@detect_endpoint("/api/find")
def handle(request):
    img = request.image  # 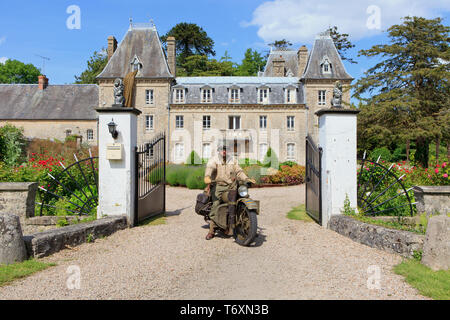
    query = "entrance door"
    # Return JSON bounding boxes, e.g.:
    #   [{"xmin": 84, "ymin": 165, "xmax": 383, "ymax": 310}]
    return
[{"xmin": 305, "ymin": 136, "xmax": 322, "ymax": 224}]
